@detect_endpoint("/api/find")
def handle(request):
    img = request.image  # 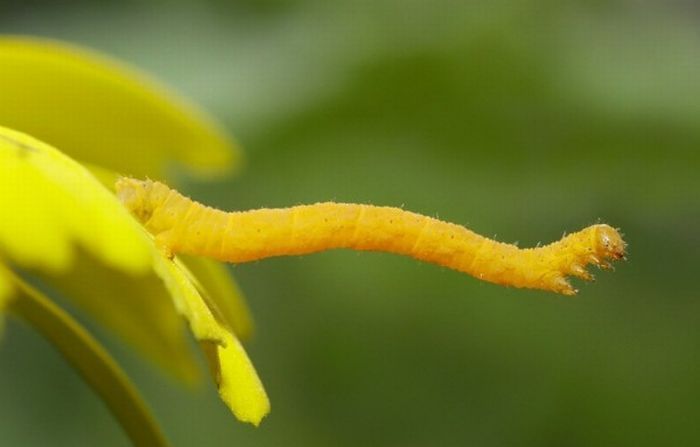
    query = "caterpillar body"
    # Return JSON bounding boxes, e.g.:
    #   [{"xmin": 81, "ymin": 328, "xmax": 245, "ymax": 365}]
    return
[{"xmin": 116, "ymin": 178, "xmax": 626, "ymax": 295}]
